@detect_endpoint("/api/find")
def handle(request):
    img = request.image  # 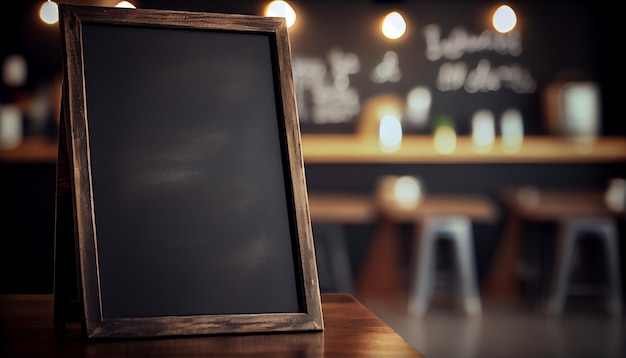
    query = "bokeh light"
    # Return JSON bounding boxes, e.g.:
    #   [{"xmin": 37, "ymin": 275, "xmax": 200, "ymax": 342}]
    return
[
  {"xmin": 492, "ymin": 5, "xmax": 517, "ymax": 33},
  {"xmin": 2, "ymin": 55, "xmax": 28, "ymax": 87},
  {"xmin": 472, "ymin": 109, "xmax": 495, "ymax": 153},
  {"xmin": 434, "ymin": 125, "xmax": 456, "ymax": 155},
  {"xmin": 115, "ymin": 1, "xmax": 136, "ymax": 8},
  {"xmin": 39, "ymin": 1, "xmax": 59, "ymax": 25},
  {"xmin": 405, "ymin": 86, "xmax": 432, "ymax": 128},
  {"xmin": 379, "ymin": 115, "xmax": 402, "ymax": 152},
  {"xmin": 265, "ymin": 1, "xmax": 296, "ymax": 28},
  {"xmin": 394, "ymin": 176, "xmax": 422, "ymax": 208},
  {"xmin": 501, "ymin": 108, "xmax": 524, "ymax": 153},
  {"xmin": 381, "ymin": 11, "xmax": 407, "ymax": 40}
]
